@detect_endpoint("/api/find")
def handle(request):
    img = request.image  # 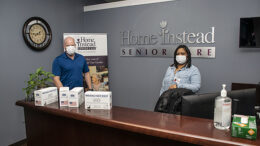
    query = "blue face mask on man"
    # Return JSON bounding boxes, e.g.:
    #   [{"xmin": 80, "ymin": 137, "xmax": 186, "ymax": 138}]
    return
[{"xmin": 66, "ymin": 46, "xmax": 76, "ymax": 55}]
